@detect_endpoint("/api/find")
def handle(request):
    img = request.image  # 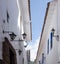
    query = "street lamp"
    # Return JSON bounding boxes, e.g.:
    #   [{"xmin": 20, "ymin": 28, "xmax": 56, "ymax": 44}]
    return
[
  {"xmin": 51, "ymin": 28, "xmax": 59, "ymax": 41},
  {"xmin": 18, "ymin": 50, "xmax": 22, "ymax": 55},
  {"xmin": 24, "ymin": 42, "xmax": 28, "ymax": 48},
  {"xmin": 22, "ymin": 32, "xmax": 27, "ymax": 39},
  {"xmin": 3, "ymin": 30, "xmax": 16, "ymax": 41},
  {"xmin": 9, "ymin": 32, "xmax": 16, "ymax": 41}
]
